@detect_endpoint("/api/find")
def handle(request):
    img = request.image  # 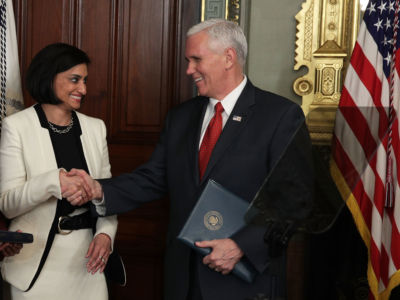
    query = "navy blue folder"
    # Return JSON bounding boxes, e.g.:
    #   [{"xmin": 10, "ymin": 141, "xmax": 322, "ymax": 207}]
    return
[
  {"xmin": 177, "ymin": 179, "xmax": 257, "ymax": 283},
  {"xmin": 0, "ymin": 230, "xmax": 33, "ymax": 243}
]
